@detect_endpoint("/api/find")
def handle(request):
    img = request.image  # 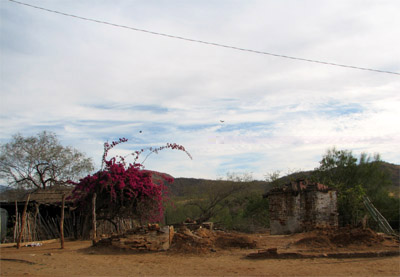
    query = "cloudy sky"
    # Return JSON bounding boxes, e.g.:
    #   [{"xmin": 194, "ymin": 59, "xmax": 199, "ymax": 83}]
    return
[{"xmin": 1, "ymin": 0, "xmax": 399, "ymax": 180}]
